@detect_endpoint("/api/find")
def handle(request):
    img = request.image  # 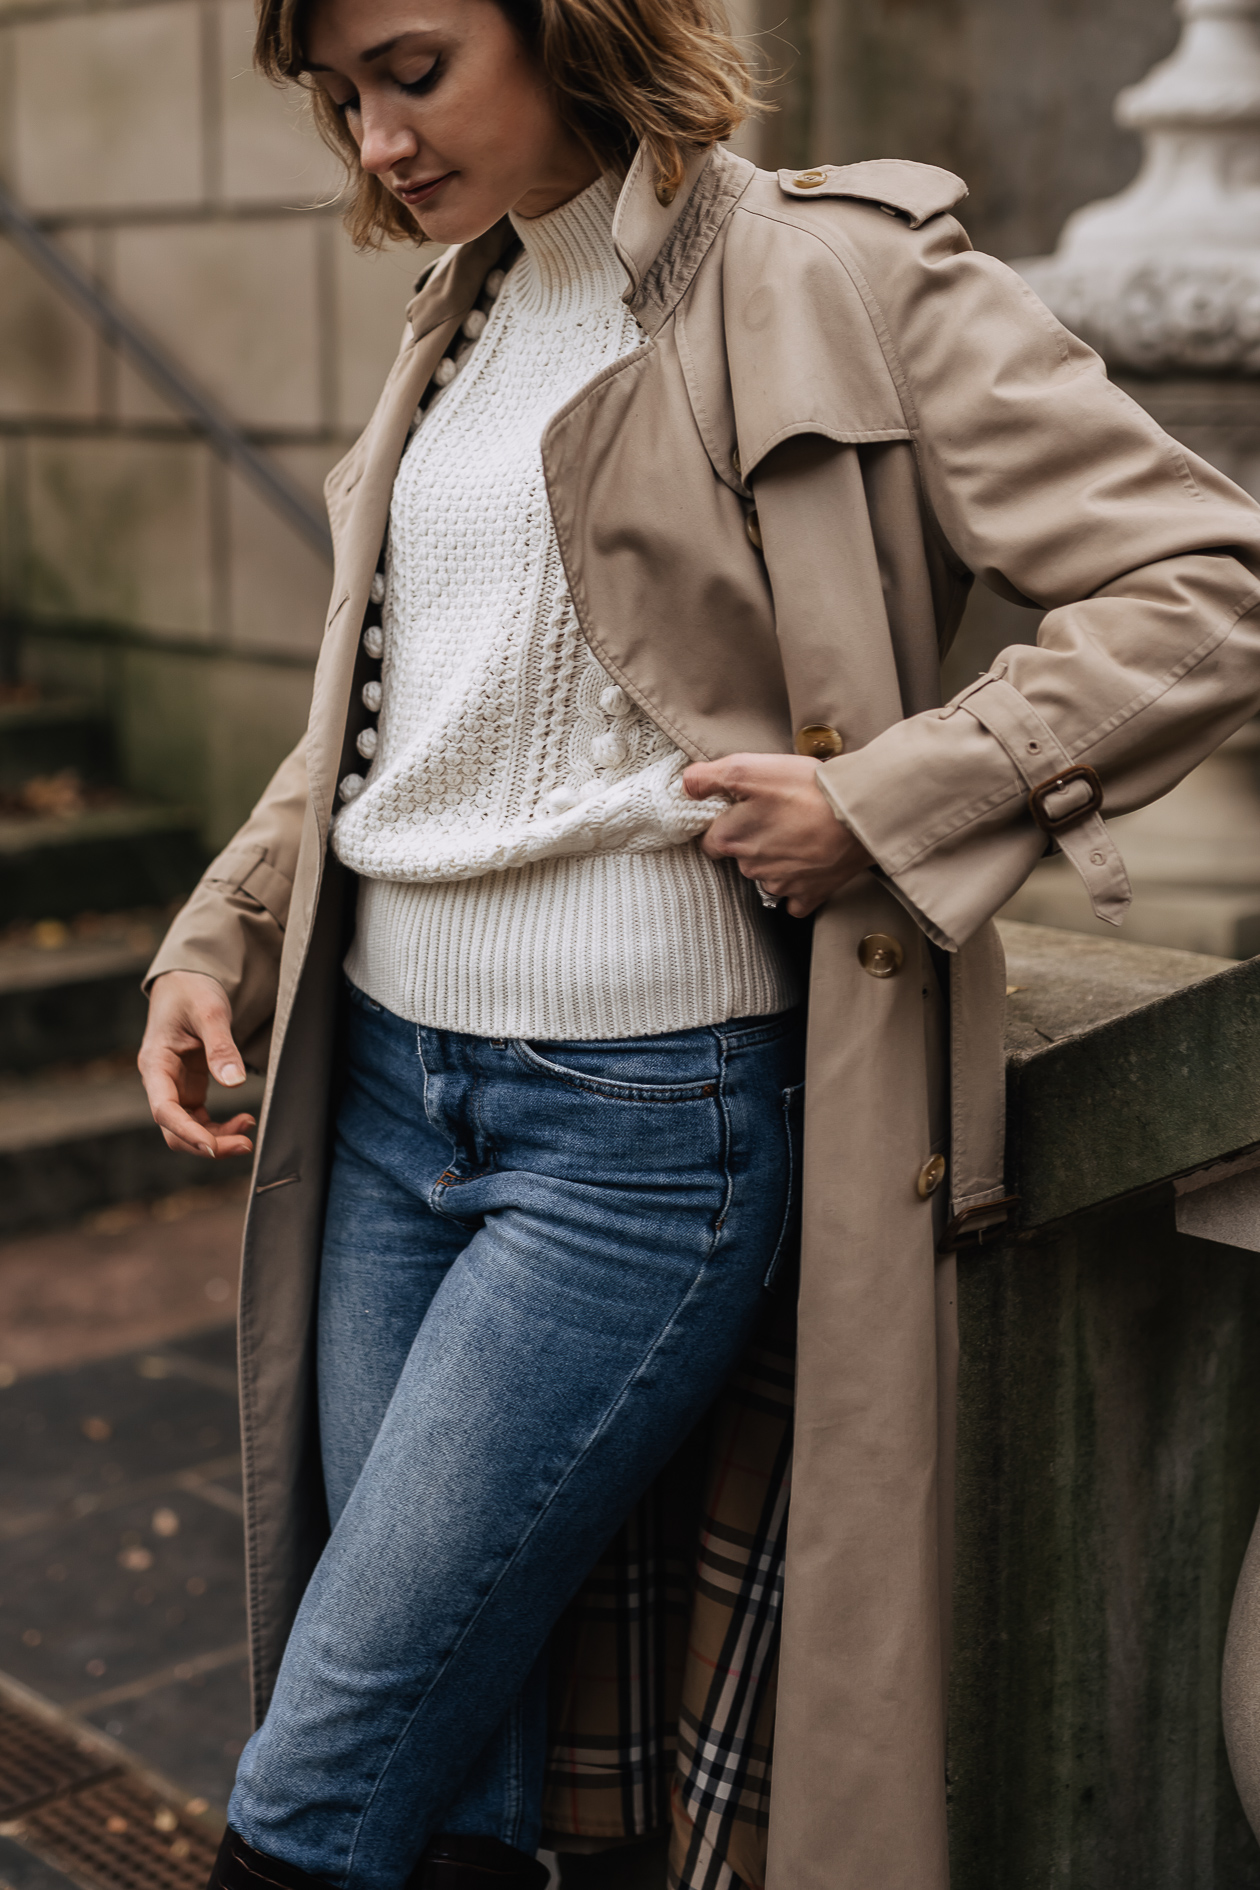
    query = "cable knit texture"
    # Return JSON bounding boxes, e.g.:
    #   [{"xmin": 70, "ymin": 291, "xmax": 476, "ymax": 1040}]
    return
[{"xmin": 334, "ymin": 171, "xmax": 798, "ymax": 1037}]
